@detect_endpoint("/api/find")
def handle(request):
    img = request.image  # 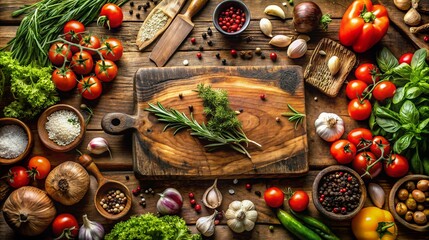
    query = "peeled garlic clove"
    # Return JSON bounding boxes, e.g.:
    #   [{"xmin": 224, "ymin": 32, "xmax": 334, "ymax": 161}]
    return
[
  {"xmin": 202, "ymin": 179, "xmax": 222, "ymax": 209},
  {"xmin": 327, "ymin": 56, "xmax": 341, "ymax": 75},
  {"xmin": 269, "ymin": 35, "xmax": 292, "ymax": 48},
  {"xmin": 196, "ymin": 210, "xmax": 218, "ymax": 237},
  {"xmin": 287, "ymin": 39, "xmax": 307, "ymax": 59},
  {"xmin": 264, "ymin": 5, "xmax": 286, "ymax": 19},
  {"xmin": 260, "ymin": 18, "xmax": 273, "ymax": 37}
]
